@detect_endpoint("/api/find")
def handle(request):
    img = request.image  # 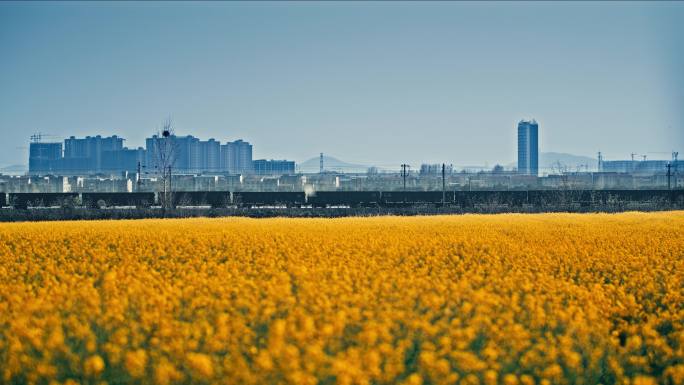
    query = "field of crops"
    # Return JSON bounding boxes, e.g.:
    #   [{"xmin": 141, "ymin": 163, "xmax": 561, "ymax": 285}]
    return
[{"xmin": 1, "ymin": 213, "xmax": 683, "ymax": 385}]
